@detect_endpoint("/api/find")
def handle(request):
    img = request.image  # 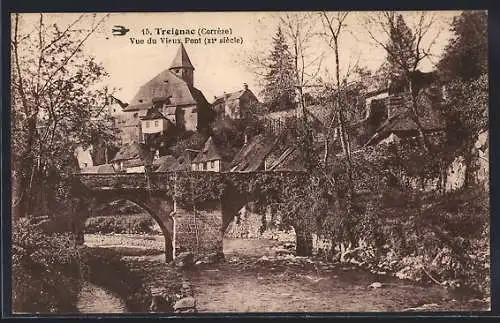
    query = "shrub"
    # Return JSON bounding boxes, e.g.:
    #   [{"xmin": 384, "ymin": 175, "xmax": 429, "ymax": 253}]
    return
[
  {"xmin": 354, "ymin": 186, "xmax": 490, "ymax": 297},
  {"xmin": 12, "ymin": 217, "xmax": 84, "ymax": 314}
]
